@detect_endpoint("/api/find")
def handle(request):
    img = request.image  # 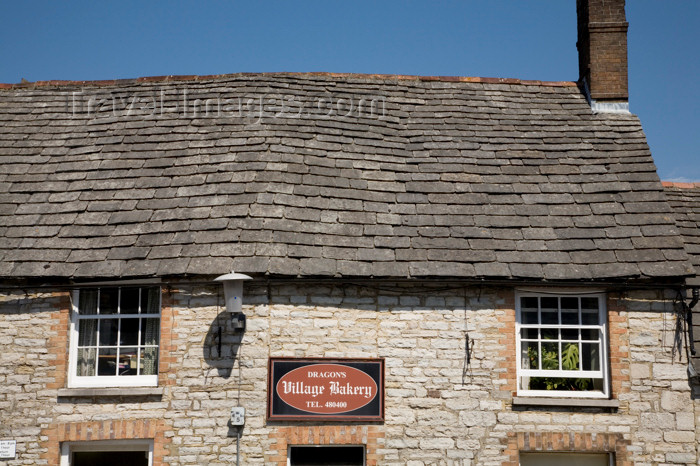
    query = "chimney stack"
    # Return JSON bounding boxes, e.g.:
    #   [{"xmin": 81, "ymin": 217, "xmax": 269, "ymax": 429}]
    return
[{"xmin": 576, "ymin": 0, "xmax": 629, "ymax": 113}]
